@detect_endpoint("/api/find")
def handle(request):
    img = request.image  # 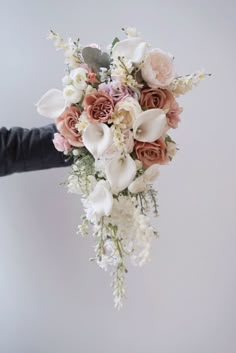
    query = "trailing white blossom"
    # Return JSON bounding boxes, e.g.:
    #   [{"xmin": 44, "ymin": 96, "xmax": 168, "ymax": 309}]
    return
[{"xmin": 169, "ymin": 69, "xmax": 209, "ymax": 96}]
